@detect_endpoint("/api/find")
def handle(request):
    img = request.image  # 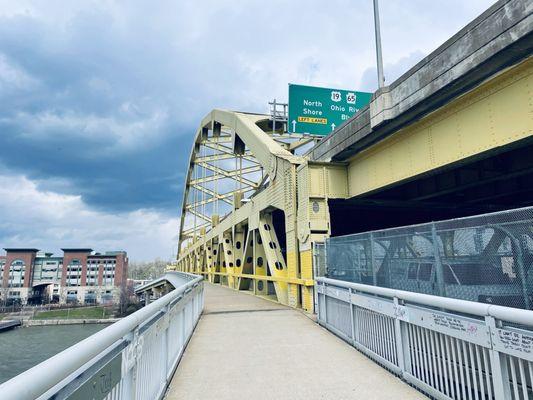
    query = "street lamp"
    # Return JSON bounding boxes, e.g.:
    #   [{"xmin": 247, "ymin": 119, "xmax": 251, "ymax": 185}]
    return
[{"xmin": 373, "ymin": 0, "xmax": 385, "ymax": 89}]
